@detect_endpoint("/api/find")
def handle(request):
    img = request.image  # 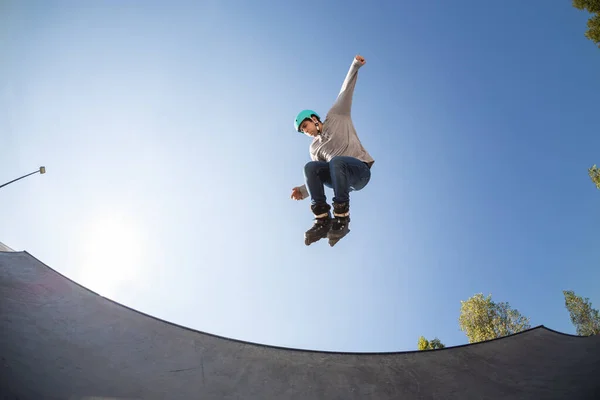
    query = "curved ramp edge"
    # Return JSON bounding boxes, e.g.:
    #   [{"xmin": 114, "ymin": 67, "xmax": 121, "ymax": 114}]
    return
[{"xmin": 1, "ymin": 250, "xmax": 599, "ymax": 400}]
